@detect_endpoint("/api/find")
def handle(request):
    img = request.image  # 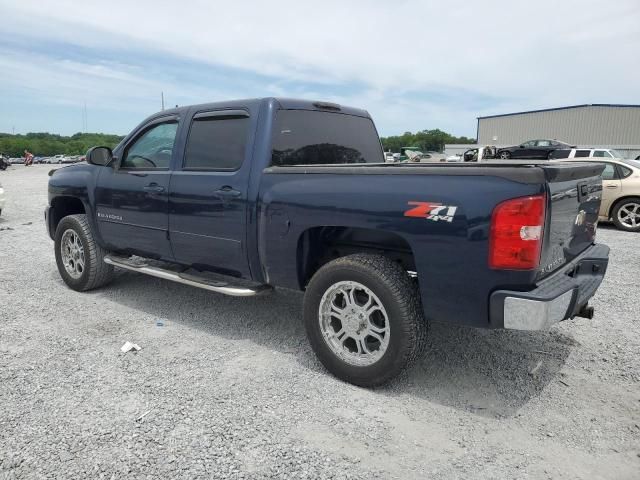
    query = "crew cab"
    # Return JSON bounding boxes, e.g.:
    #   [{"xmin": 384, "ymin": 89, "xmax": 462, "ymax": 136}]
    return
[{"xmin": 46, "ymin": 98, "xmax": 610, "ymax": 386}]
